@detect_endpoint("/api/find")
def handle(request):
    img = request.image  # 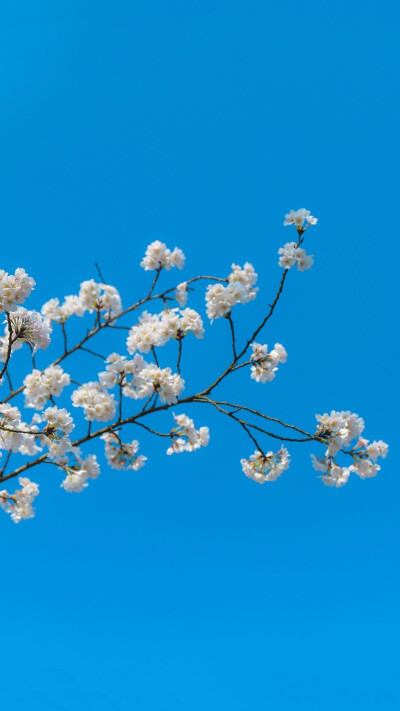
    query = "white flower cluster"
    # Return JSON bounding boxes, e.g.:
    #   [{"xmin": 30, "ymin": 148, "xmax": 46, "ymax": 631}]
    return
[
  {"xmin": 60, "ymin": 454, "xmax": 100, "ymax": 493},
  {"xmin": 0, "ymin": 403, "xmax": 39, "ymax": 455},
  {"xmin": 206, "ymin": 263, "xmax": 258, "ymax": 321},
  {"xmin": 241, "ymin": 447, "xmax": 290, "ymax": 483},
  {"xmin": 0, "ymin": 268, "xmax": 35, "ymax": 313},
  {"xmin": 283, "ymin": 208, "xmax": 318, "ymax": 230},
  {"xmin": 0, "ymin": 308, "xmax": 51, "ymax": 361},
  {"xmin": 99, "ymin": 352, "xmax": 152, "ymax": 399},
  {"xmin": 127, "ymin": 308, "xmax": 204, "ymax": 354},
  {"xmin": 101, "ymin": 432, "xmax": 147, "ymax": 470},
  {"xmin": 166, "ymin": 413, "xmax": 210, "ymax": 455},
  {"xmin": 24, "ymin": 365, "xmax": 70, "ymax": 409},
  {"xmin": 78, "ymin": 280, "xmax": 122, "ymax": 316},
  {"xmin": 41, "ymin": 280, "xmax": 122, "ymax": 323},
  {"xmin": 175, "ymin": 282, "xmax": 188, "ymax": 307},
  {"xmin": 312, "ymin": 410, "xmax": 389, "ymax": 487},
  {"xmin": 140, "ymin": 240, "xmax": 185, "ymax": 271},
  {"xmin": 140, "ymin": 365, "xmax": 184, "ymax": 404},
  {"xmin": 98, "ymin": 354, "xmax": 185, "ymax": 404},
  {"xmin": 0, "ymin": 477, "xmax": 39, "ymax": 523},
  {"xmin": 278, "ymin": 242, "xmax": 314, "ymax": 271},
  {"xmin": 40, "ymin": 406, "xmax": 75, "ymax": 459},
  {"xmin": 71, "ymin": 382, "xmax": 116, "ymax": 422},
  {"xmin": 250, "ymin": 342, "xmax": 287, "ymax": 383}
]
